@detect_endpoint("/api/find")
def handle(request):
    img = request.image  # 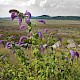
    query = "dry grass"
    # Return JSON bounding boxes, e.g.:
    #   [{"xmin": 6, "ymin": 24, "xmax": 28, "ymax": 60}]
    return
[{"xmin": 0, "ymin": 19, "xmax": 80, "ymax": 65}]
